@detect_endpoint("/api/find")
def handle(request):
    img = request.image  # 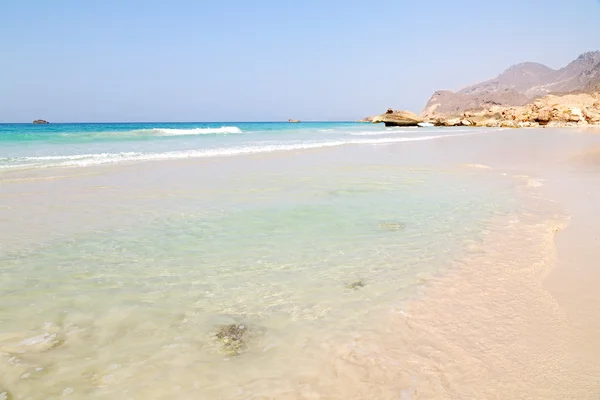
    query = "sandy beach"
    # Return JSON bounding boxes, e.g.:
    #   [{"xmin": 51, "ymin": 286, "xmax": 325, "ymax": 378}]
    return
[{"xmin": 1, "ymin": 126, "xmax": 599, "ymax": 398}]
